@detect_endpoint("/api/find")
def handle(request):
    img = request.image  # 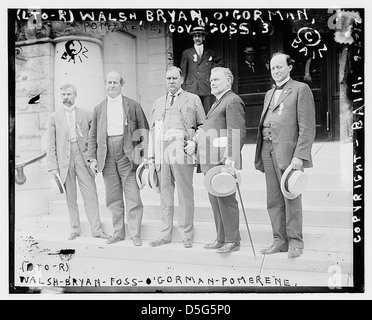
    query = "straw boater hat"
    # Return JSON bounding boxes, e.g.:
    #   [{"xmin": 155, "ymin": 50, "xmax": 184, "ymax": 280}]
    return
[
  {"xmin": 189, "ymin": 26, "xmax": 208, "ymax": 35},
  {"xmin": 135, "ymin": 162, "xmax": 150, "ymax": 190},
  {"xmin": 280, "ymin": 164, "xmax": 308, "ymax": 200},
  {"xmin": 50, "ymin": 172, "xmax": 66, "ymax": 195},
  {"xmin": 204, "ymin": 165, "xmax": 241, "ymax": 197}
]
